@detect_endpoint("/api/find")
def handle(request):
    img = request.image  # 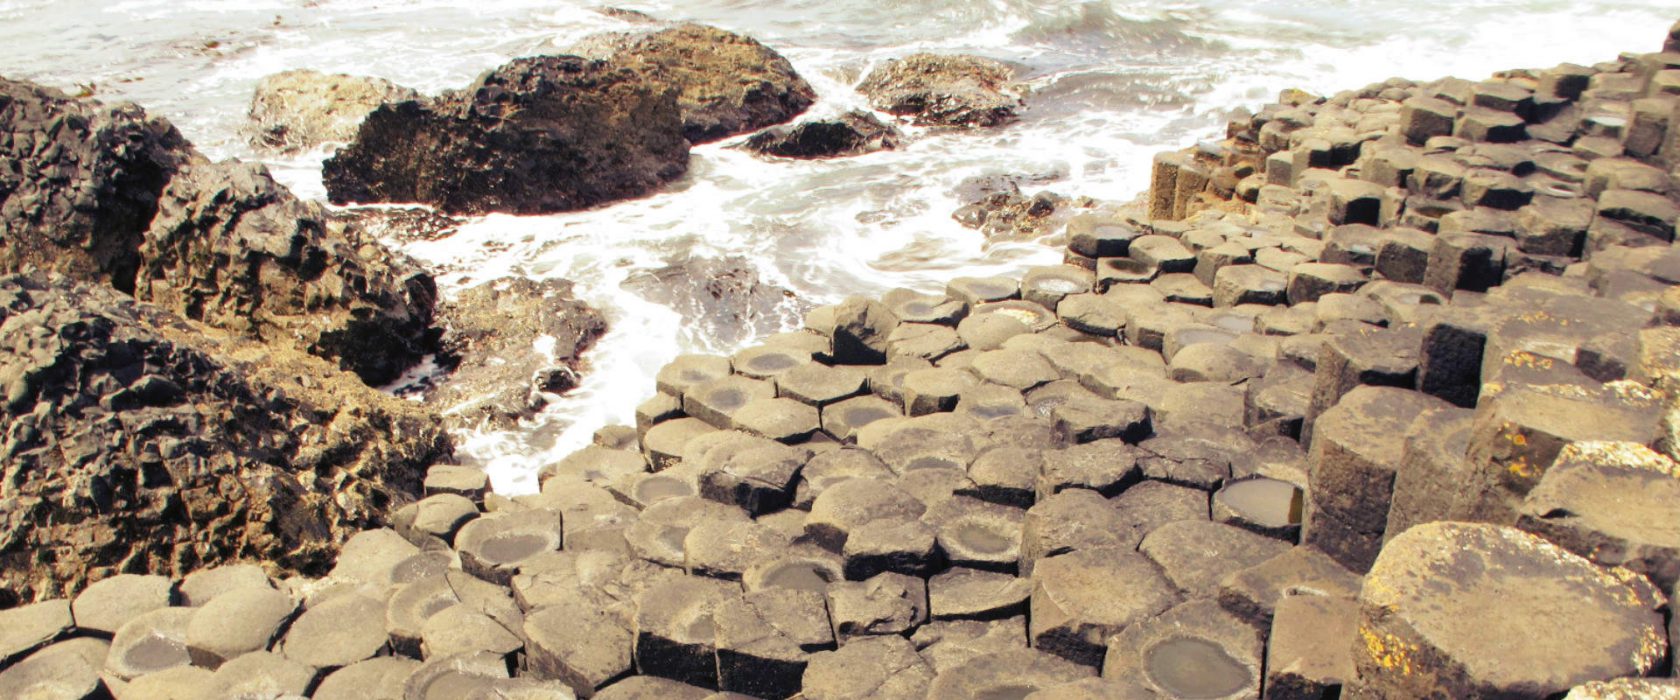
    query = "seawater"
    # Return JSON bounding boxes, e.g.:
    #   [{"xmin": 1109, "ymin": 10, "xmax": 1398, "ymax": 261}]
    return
[{"xmin": 1, "ymin": 0, "xmax": 1672, "ymax": 493}]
